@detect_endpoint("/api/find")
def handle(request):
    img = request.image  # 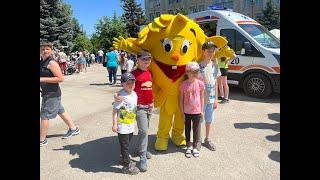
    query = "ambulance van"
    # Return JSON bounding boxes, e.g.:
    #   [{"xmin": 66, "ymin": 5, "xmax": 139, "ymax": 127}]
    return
[{"xmin": 189, "ymin": 8, "xmax": 280, "ymax": 98}]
